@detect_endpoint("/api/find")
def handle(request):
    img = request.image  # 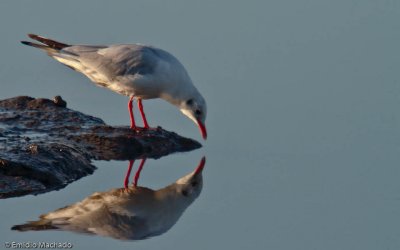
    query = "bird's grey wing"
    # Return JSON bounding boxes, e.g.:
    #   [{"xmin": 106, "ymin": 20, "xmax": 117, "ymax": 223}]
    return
[
  {"xmin": 105, "ymin": 186, "xmax": 156, "ymax": 218},
  {"xmin": 41, "ymin": 190, "xmax": 116, "ymax": 221},
  {"xmin": 77, "ymin": 208, "xmax": 150, "ymax": 240},
  {"xmin": 12, "ymin": 191, "xmax": 110, "ymax": 232},
  {"xmin": 62, "ymin": 44, "xmax": 160, "ymax": 83},
  {"xmin": 42, "ymin": 187, "xmax": 154, "ymax": 221},
  {"xmin": 64, "ymin": 188, "xmax": 155, "ymax": 240}
]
